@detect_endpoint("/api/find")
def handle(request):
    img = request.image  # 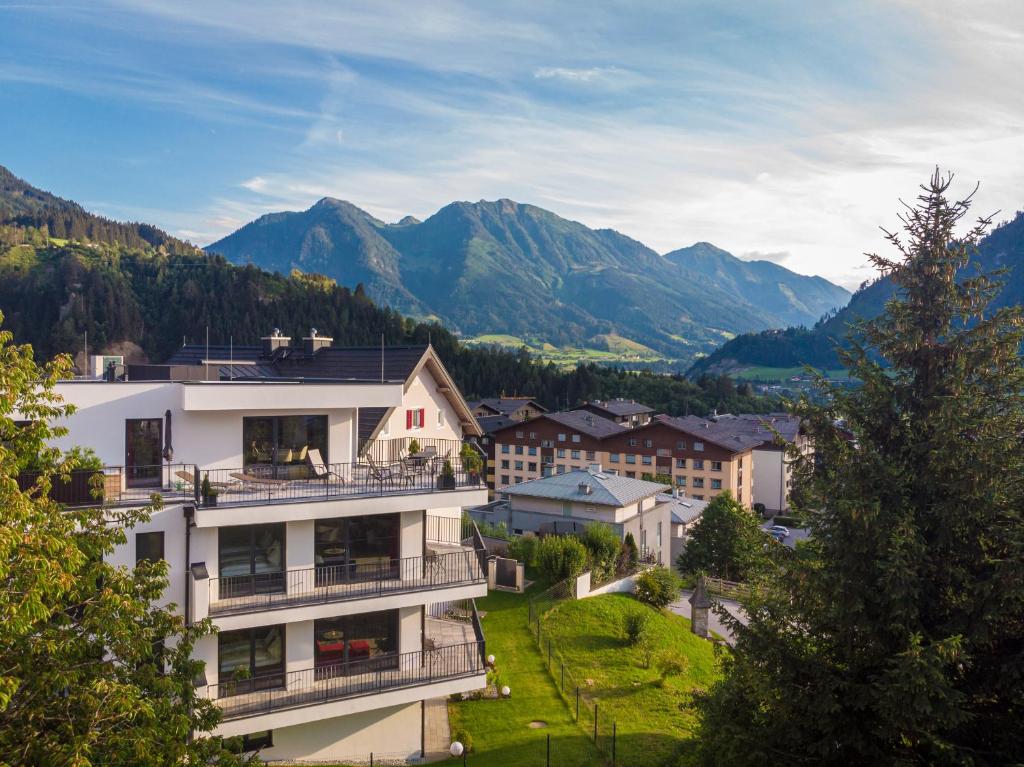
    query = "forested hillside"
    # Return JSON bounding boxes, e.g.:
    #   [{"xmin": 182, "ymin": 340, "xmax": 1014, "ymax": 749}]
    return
[
  {"xmin": 690, "ymin": 210, "xmax": 1024, "ymax": 376},
  {"xmin": 0, "ymin": 165, "xmax": 775, "ymax": 417}
]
